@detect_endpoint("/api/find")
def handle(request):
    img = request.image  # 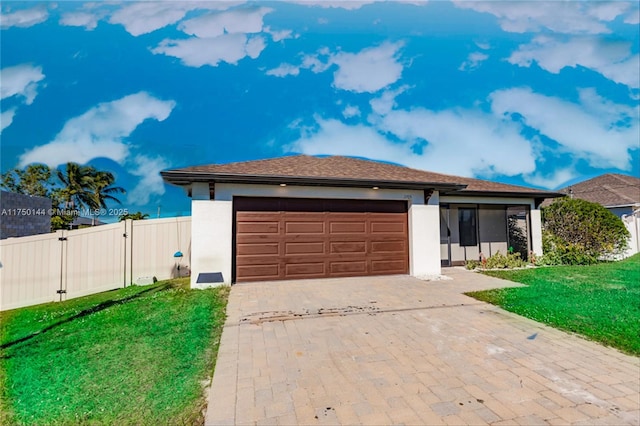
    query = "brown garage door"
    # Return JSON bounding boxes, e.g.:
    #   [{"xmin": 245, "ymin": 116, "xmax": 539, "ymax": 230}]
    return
[{"xmin": 234, "ymin": 197, "xmax": 409, "ymax": 282}]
